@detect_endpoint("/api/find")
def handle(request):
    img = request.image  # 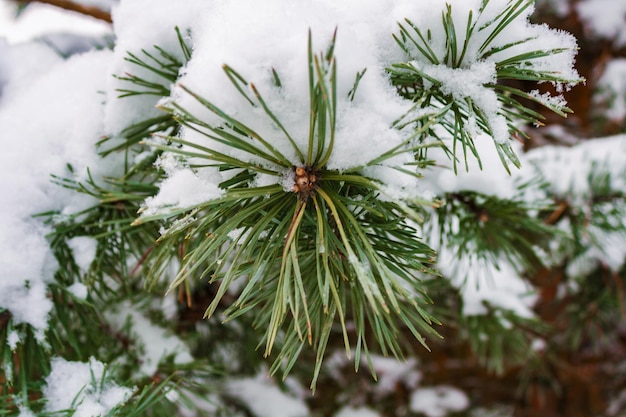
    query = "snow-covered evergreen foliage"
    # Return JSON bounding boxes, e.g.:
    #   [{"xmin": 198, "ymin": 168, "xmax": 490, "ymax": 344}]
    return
[{"xmin": 0, "ymin": 0, "xmax": 624, "ymax": 416}]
